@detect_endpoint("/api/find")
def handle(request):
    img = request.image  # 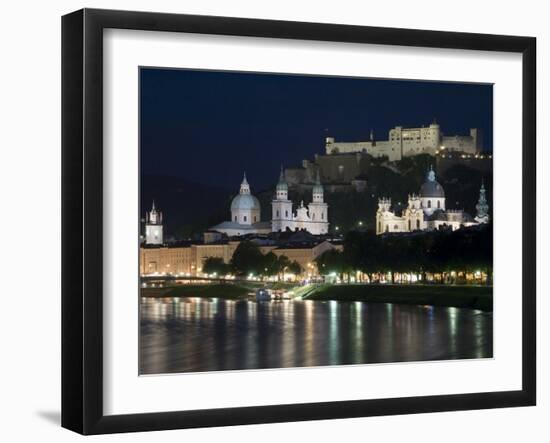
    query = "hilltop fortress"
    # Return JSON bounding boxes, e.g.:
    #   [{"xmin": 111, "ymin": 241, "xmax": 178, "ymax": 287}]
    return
[
  {"xmin": 285, "ymin": 121, "xmax": 490, "ymax": 191},
  {"xmin": 325, "ymin": 122, "xmax": 482, "ymax": 161}
]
